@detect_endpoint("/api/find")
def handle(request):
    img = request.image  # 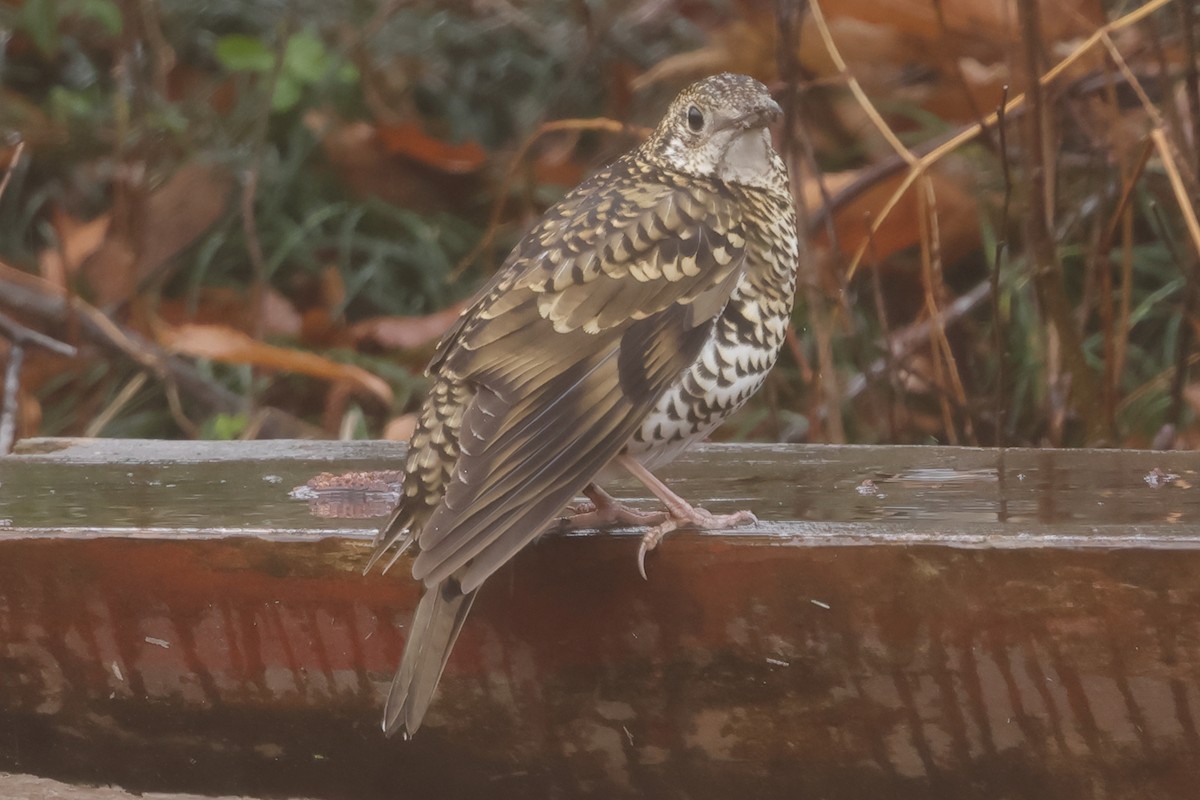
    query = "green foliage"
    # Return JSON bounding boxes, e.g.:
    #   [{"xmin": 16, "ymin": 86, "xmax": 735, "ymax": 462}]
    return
[
  {"xmin": 204, "ymin": 412, "xmax": 250, "ymax": 441},
  {"xmin": 214, "ymin": 29, "xmax": 358, "ymax": 113},
  {"xmin": 16, "ymin": 0, "xmax": 122, "ymax": 56}
]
